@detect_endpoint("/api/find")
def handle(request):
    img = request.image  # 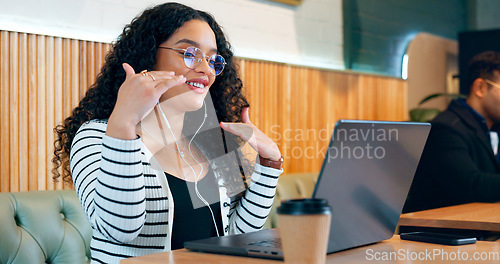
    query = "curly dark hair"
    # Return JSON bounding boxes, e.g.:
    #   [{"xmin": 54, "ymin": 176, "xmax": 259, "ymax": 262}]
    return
[
  {"xmin": 53, "ymin": 2, "xmax": 250, "ymax": 185},
  {"xmin": 464, "ymin": 50, "xmax": 500, "ymax": 95}
]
